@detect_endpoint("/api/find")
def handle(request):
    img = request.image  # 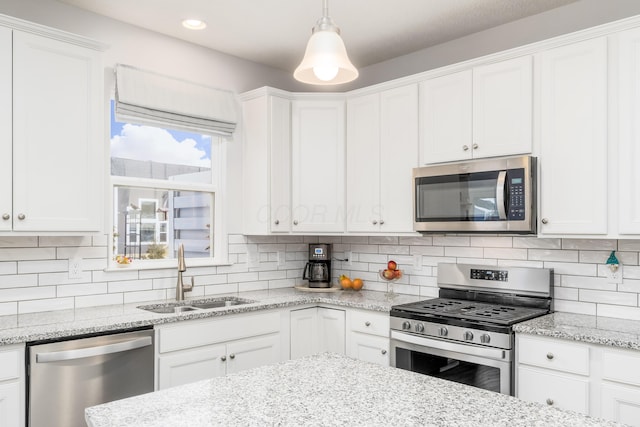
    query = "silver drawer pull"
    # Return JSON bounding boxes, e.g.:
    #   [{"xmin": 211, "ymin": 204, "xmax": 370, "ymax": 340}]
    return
[
  {"xmin": 17, "ymin": 213, "xmax": 25, "ymax": 220},
  {"xmin": 230, "ymin": 353, "xmax": 235, "ymax": 359},
  {"xmin": 462, "ymin": 145, "xmax": 469, "ymax": 151},
  {"xmin": 546, "ymin": 352, "xmax": 554, "ymax": 360},
  {"xmin": 546, "ymin": 398, "xmax": 554, "ymax": 406},
  {"xmin": 293, "ymin": 220, "xmax": 298, "ymax": 225},
  {"xmin": 365, "ymin": 321, "xmax": 371, "ymax": 327},
  {"xmin": 381, "ymin": 349, "xmax": 387, "ymax": 355},
  {"xmin": 274, "ymin": 220, "xmax": 279, "ymax": 225},
  {"xmin": 1, "ymin": 213, "xmax": 8, "ymax": 220},
  {"xmin": 221, "ymin": 355, "xmax": 227, "ymax": 362}
]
